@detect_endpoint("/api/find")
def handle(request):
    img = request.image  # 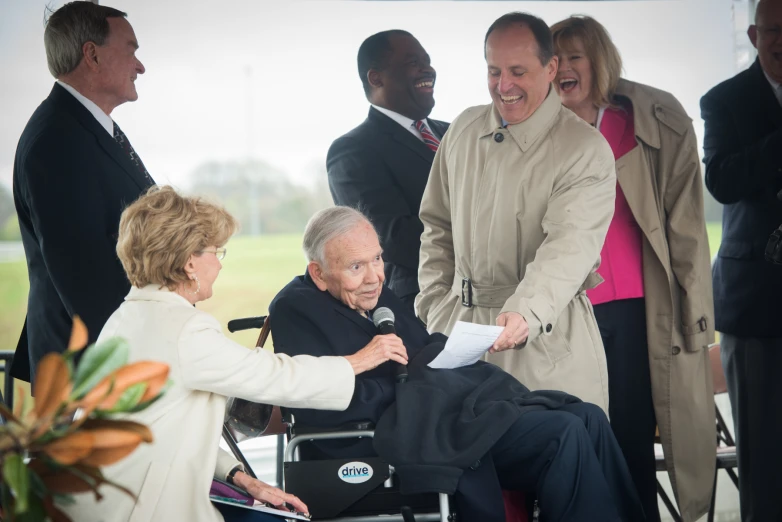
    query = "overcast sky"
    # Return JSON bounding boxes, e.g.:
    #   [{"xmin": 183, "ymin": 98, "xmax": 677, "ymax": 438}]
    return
[{"xmin": 0, "ymin": 0, "xmax": 740, "ymax": 191}]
